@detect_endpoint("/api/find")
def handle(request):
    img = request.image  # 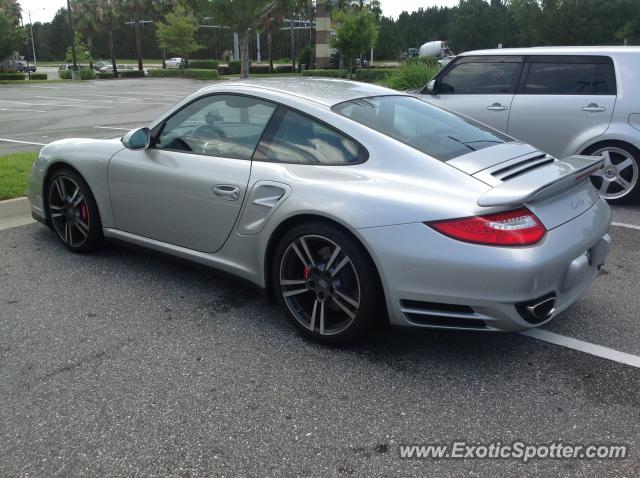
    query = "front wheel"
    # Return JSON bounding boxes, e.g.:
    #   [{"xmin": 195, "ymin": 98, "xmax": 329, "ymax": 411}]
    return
[
  {"xmin": 46, "ymin": 169, "xmax": 103, "ymax": 252},
  {"xmin": 584, "ymin": 142, "xmax": 640, "ymax": 204},
  {"xmin": 272, "ymin": 222, "xmax": 382, "ymax": 343}
]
